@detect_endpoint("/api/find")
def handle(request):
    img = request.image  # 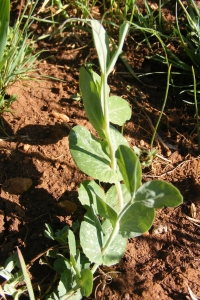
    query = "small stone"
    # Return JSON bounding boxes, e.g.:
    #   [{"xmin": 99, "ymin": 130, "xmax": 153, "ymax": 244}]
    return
[
  {"xmin": 55, "ymin": 161, "xmax": 60, "ymax": 169},
  {"xmin": 69, "ymin": 182, "xmax": 76, "ymax": 190},
  {"xmin": 23, "ymin": 144, "xmax": 30, "ymax": 152},
  {"xmin": 152, "ymin": 225, "xmax": 167, "ymax": 235},
  {"xmin": 140, "ymin": 140, "xmax": 145, "ymax": 147},
  {"xmin": 3, "ymin": 177, "xmax": 33, "ymax": 194},
  {"xmin": 51, "ymin": 111, "xmax": 69, "ymax": 122},
  {"xmin": 58, "ymin": 200, "xmax": 77, "ymax": 214}
]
